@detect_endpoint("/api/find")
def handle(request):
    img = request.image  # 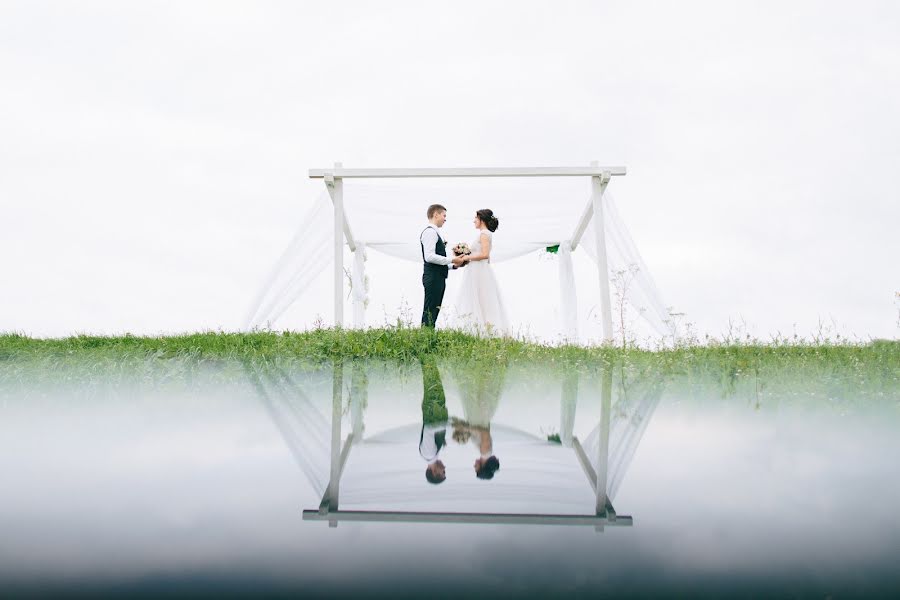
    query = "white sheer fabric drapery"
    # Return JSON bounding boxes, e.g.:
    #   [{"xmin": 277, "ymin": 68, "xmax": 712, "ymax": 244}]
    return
[
  {"xmin": 581, "ymin": 375, "xmax": 664, "ymax": 500},
  {"xmin": 244, "ymin": 192, "xmax": 332, "ymax": 329},
  {"xmin": 351, "ymin": 242, "xmax": 367, "ymax": 329},
  {"xmin": 557, "ymin": 243, "xmax": 578, "ymax": 342},
  {"xmin": 579, "ymin": 194, "xmax": 672, "ymax": 337}
]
